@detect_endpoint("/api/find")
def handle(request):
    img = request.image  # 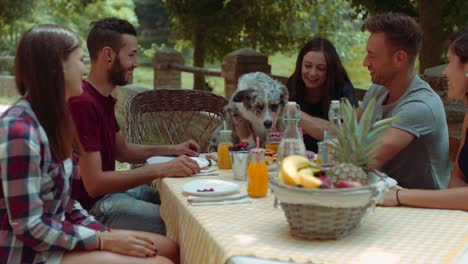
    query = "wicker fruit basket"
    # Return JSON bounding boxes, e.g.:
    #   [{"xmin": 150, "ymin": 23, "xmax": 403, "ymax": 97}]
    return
[{"xmin": 270, "ymin": 171, "xmax": 391, "ymax": 240}]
